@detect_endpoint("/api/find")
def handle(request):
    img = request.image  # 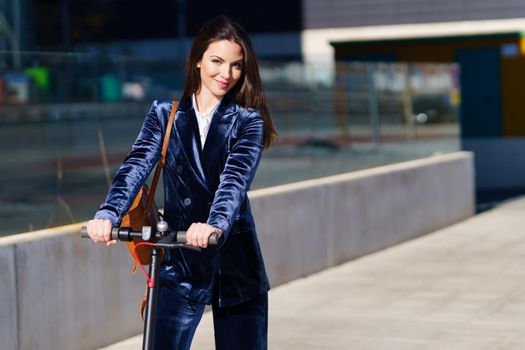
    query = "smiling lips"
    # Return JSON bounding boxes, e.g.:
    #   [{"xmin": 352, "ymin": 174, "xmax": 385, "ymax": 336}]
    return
[{"xmin": 215, "ymin": 79, "xmax": 230, "ymax": 90}]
